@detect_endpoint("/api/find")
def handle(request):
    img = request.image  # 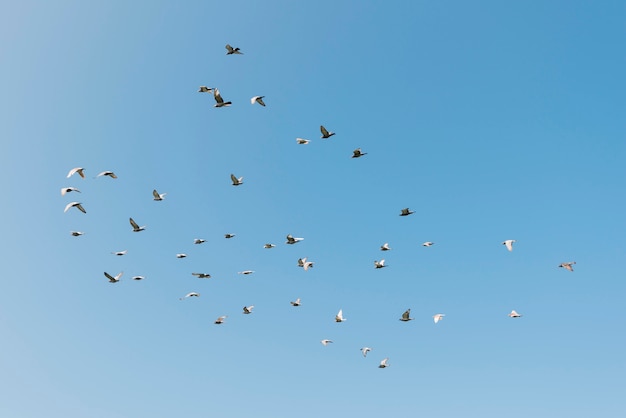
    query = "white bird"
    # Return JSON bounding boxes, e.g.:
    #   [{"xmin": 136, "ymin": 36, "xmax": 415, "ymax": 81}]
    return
[
  {"xmin": 290, "ymin": 298, "xmax": 301, "ymax": 307},
  {"xmin": 286, "ymin": 234, "xmax": 303, "ymax": 245},
  {"xmin": 70, "ymin": 231, "xmax": 84, "ymax": 237},
  {"xmin": 361, "ymin": 347, "xmax": 372, "ymax": 357},
  {"xmin": 250, "ymin": 96, "xmax": 265, "ymax": 106},
  {"xmin": 296, "ymin": 138, "xmax": 310, "ymax": 145},
  {"xmin": 559, "ymin": 262, "xmax": 576, "ymax": 272},
  {"xmin": 422, "ymin": 241, "xmax": 434, "ymax": 247},
  {"xmin": 96, "ymin": 171, "xmax": 117, "ymax": 179},
  {"xmin": 104, "ymin": 271, "xmax": 123, "ymax": 283},
  {"xmin": 380, "ymin": 242, "xmax": 391, "ymax": 251},
  {"xmin": 225, "ymin": 44, "xmax": 242, "ymax": 54},
  {"xmin": 198, "ymin": 86, "xmax": 213, "ymax": 93},
  {"xmin": 67, "ymin": 167, "xmax": 85, "ymax": 179},
  {"xmin": 111, "ymin": 250, "xmax": 127, "ymax": 256},
  {"xmin": 508, "ymin": 310, "xmax": 522, "ymax": 318},
  {"xmin": 129, "ymin": 217, "xmax": 145, "ymax": 232},
  {"xmin": 238, "ymin": 270, "xmax": 255, "ymax": 275},
  {"xmin": 176, "ymin": 253, "xmax": 187, "ymax": 258},
  {"xmin": 399, "ymin": 309, "xmax": 414, "ymax": 322},
  {"xmin": 243, "ymin": 305, "xmax": 254, "ymax": 314},
  {"xmin": 433, "ymin": 313, "xmax": 445, "ymax": 324},
  {"xmin": 180, "ymin": 292, "xmax": 200, "ymax": 300},
  {"xmin": 335, "ymin": 309, "xmax": 347, "ymax": 322},
  {"xmin": 152, "ymin": 189, "xmax": 166, "ymax": 201},
  {"xmin": 399, "ymin": 208, "xmax": 414, "ymax": 216},
  {"xmin": 192, "ymin": 272, "xmax": 211, "ymax": 279},
  {"xmin": 320, "ymin": 339, "xmax": 333, "ymax": 346},
  {"xmin": 297, "ymin": 257, "xmax": 314, "ymax": 271},
  {"xmin": 224, "ymin": 233, "xmax": 236, "ymax": 239},
  {"xmin": 264, "ymin": 243, "xmax": 276, "ymax": 249},
  {"xmin": 64, "ymin": 201, "xmax": 86, "ymax": 213},
  {"xmin": 60, "ymin": 187, "xmax": 81, "ymax": 196},
  {"xmin": 374, "ymin": 259, "xmax": 386, "ymax": 269},
  {"xmin": 230, "ymin": 174, "xmax": 243, "ymax": 186},
  {"xmin": 320, "ymin": 125, "xmax": 335, "ymax": 139},
  {"xmin": 132, "ymin": 276, "xmax": 145, "ymax": 281},
  {"xmin": 194, "ymin": 238, "xmax": 206, "ymax": 244},
  {"xmin": 352, "ymin": 148, "xmax": 367, "ymax": 158},
  {"xmin": 378, "ymin": 358, "xmax": 390, "ymax": 368},
  {"xmin": 502, "ymin": 239, "xmax": 516, "ymax": 252},
  {"xmin": 214, "ymin": 315, "xmax": 227, "ymax": 324},
  {"xmin": 213, "ymin": 88, "xmax": 232, "ymax": 107}
]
